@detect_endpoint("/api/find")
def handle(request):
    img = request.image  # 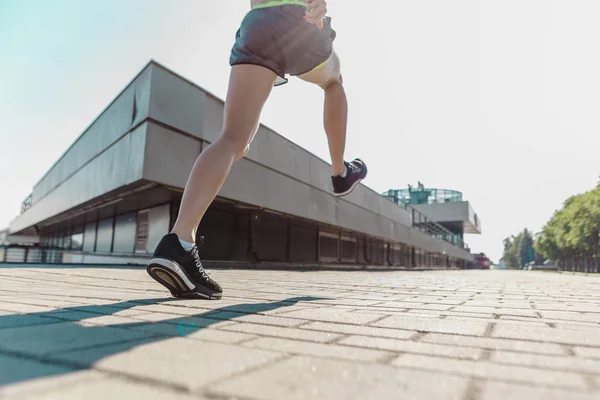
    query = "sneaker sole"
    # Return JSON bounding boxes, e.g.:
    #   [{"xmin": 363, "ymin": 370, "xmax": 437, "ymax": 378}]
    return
[
  {"xmin": 333, "ymin": 175, "xmax": 366, "ymax": 197},
  {"xmin": 147, "ymin": 258, "xmax": 222, "ymax": 300}
]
